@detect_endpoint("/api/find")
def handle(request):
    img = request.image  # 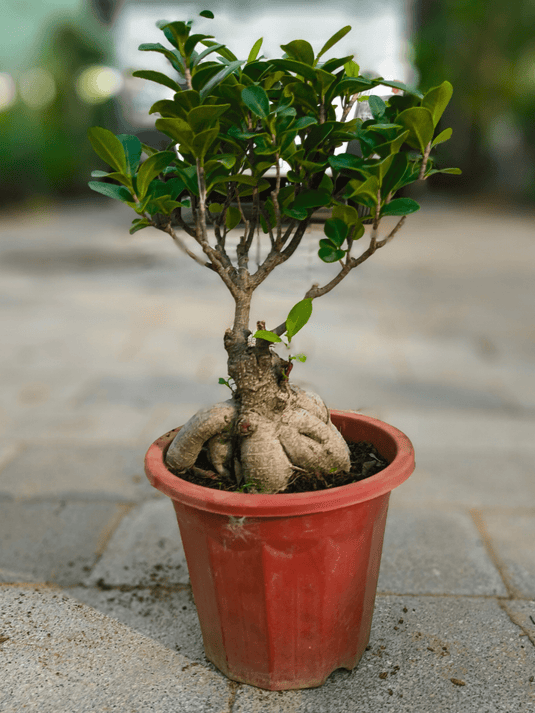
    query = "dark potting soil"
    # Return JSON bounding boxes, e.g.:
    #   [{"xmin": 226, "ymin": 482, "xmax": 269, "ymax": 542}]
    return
[{"xmin": 169, "ymin": 440, "xmax": 389, "ymax": 493}]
